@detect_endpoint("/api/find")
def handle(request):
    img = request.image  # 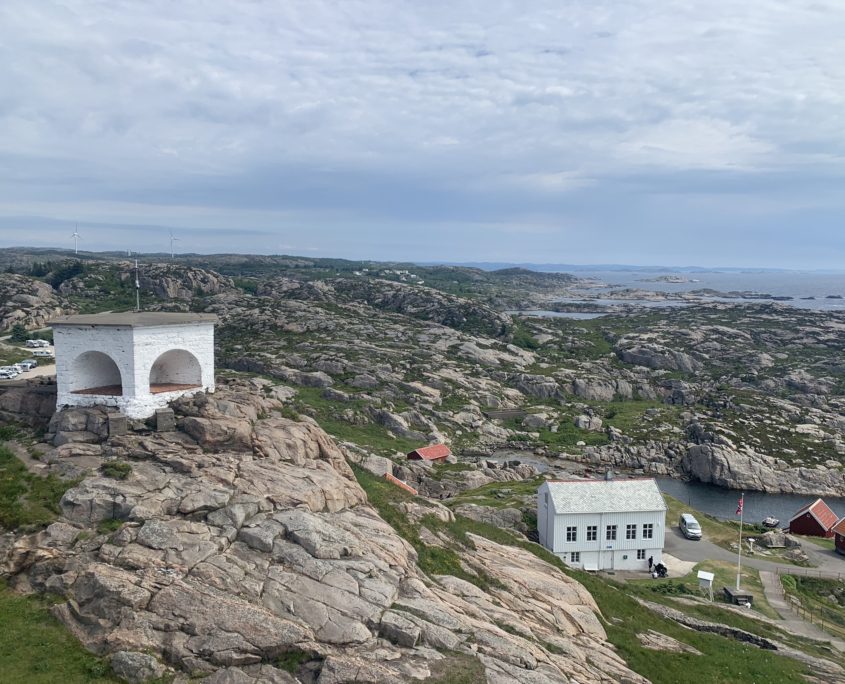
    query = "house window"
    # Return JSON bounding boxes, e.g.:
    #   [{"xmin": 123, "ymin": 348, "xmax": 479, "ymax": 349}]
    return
[
  {"xmin": 642, "ymin": 523, "xmax": 654, "ymax": 539},
  {"xmin": 570, "ymin": 552, "xmax": 580, "ymax": 563},
  {"xmin": 637, "ymin": 549, "xmax": 646, "ymax": 560},
  {"xmin": 587, "ymin": 525, "xmax": 597, "ymax": 541},
  {"xmin": 566, "ymin": 526, "xmax": 577, "ymax": 542},
  {"xmin": 606, "ymin": 525, "xmax": 617, "ymax": 541},
  {"xmin": 626, "ymin": 524, "xmax": 637, "ymax": 540},
  {"xmin": 544, "ymin": 493, "xmax": 548, "ymax": 506}
]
